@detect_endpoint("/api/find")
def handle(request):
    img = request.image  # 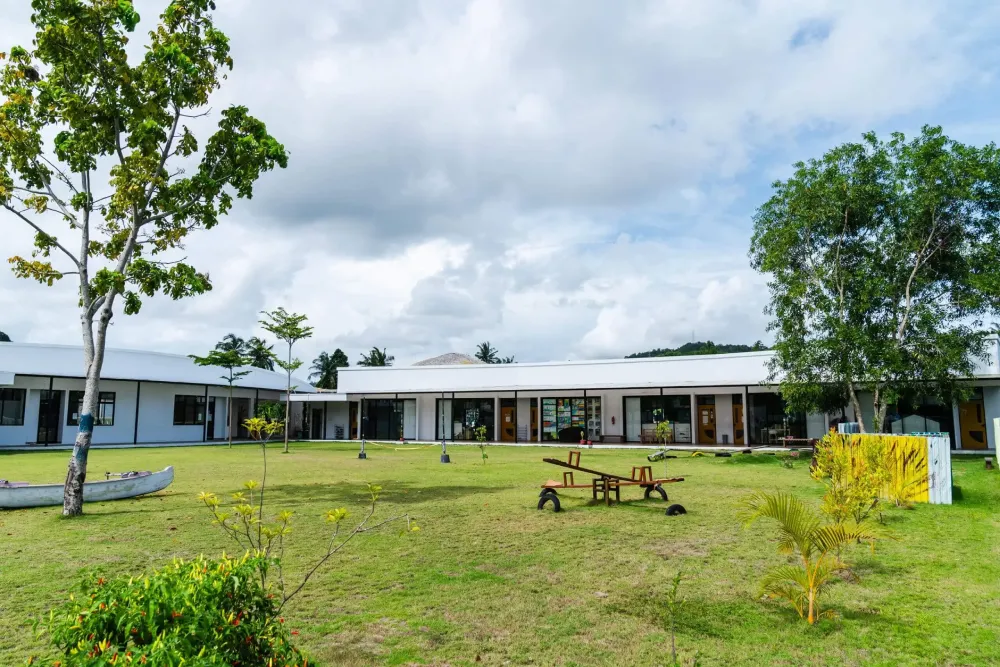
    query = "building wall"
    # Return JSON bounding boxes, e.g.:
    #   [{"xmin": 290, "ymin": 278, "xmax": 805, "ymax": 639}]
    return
[
  {"xmin": 0, "ymin": 376, "xmax": 284, "ymax": 447},
  {"xmin": 714, "ymin": 394, "xmax": 735, "ymax": 444}
]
